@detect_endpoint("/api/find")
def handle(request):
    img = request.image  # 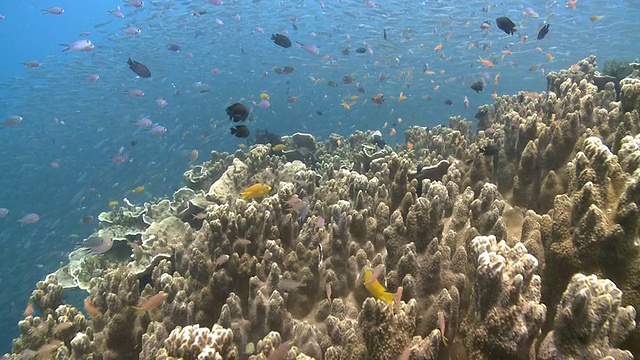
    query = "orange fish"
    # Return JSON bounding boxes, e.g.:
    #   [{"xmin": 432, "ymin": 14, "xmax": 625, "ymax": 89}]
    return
[
  {"xmin": 132, "ymin": 292, "xmax": 168, "ymax": 312},
  {"xmin": 478, "ymin": 56, "xmax": 494, "ymax": 69},
  {"xmin": 24, "ymin": 302, "xmax": 34, "ymax": 317},
  {"xmin": 84, "ymin": 297, "xmax": 102, "ymax": 317},
  {"xmin": 545, "ymin": 53, "xmax": 554, "ymax": 61},
  {"xmin": 406, "ymin": 141, "xmax": 413, "ymax": 150},
  {"xmin": 433, "ymin": 43, "xmax": 442, "ymax": 51},
  {"xmin": 520, "ymin": 35, "xmax": 528, "ymax": 43},
  {"xmin": 389, "ymin": 128, "xmax": 397, "ymax": 136}
]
